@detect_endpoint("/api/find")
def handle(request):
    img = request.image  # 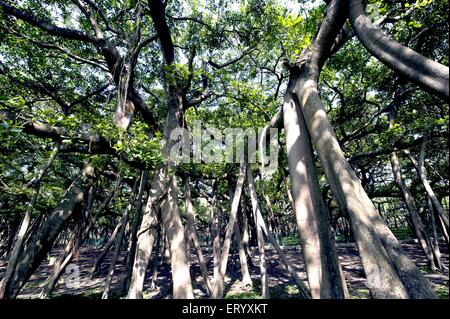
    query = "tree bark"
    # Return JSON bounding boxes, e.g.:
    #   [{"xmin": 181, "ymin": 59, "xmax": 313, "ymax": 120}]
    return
[
  {"xmin": 288, "ymin": 0, "xmax": 436, "ymax": 299},
  {"xmin": 122, "ymin": 170, "xmax": 148, "ymax": 294},
  {"xmin": 283, "ymin": 88, "xmax": 347, "ymax": 298},
  {"xmin": 211, "ymin": 163, "xmax": 246, "ymax": 299},
  {"xmin": 428, "ymin": 197, "xmax": 444, "ymax": 270},
  {"xmin": 184, "ymin": 179, "xmax": 213, "ymax": 296},
  {"xmin": 348, "ymin": 0, "xmax": 449, "ymax": 100},
  {"xmin": 389, "ymin": 149, "xmax": 436, "ymax": 270},
  {"xmin": 4, "ymin": 163, "xmax": 95, "ymax": 298},
  {"xmin": 90, "ymin": 216, "xmax": 122, "ymax": 276},
  {"xmin": 127, "ymin": 195, "xmax": 159, "ymax": 299},
  {"xmin": 247, "ymin": 167, "xmax": 270, "ymax": 299},
  {"xmin": 160, "ymin": 175, "xmax": 194, "ymax": 299},
  {"xmin": 0, "ymin": 140, "xmax": 60, "ymax": 299},
  {"xmin": 102, "ymin": 177, "xmax": 140, "ymax": 299},
  {"xmin": 415, "ymin": 138, "xmax": 449, "ymax": 230},
  {"xmin": 234, "ymin": 210, "xmax": 252, "ymax": 286}
]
